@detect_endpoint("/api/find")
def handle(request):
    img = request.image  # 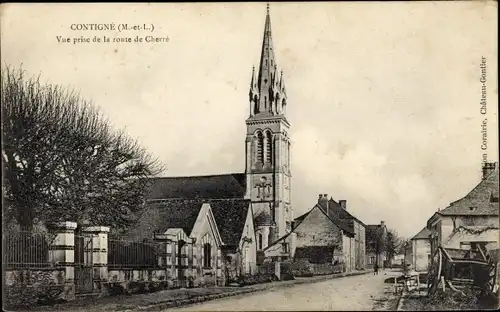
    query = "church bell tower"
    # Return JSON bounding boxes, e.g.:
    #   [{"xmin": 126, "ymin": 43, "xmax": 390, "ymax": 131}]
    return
[{"xmin": 245, "ymin": 5, "xmax": 292, "ymax": 250}]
